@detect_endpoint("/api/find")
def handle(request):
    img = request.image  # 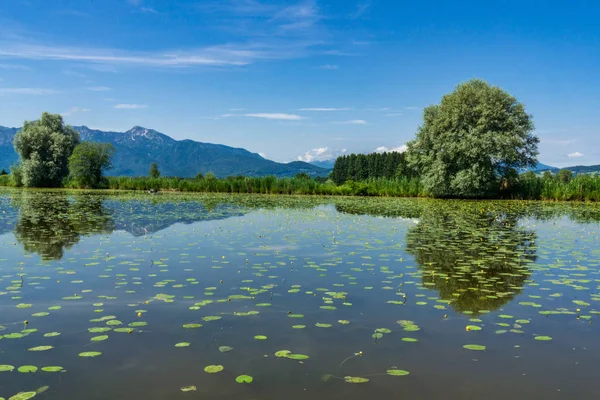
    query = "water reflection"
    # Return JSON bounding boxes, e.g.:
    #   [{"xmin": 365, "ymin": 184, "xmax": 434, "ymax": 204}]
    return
[
  {"xmin": 404, "ymin": 207, "xmax": 536, "ymax": 314},
  {"xmin": 10, "ymin": 192, "xmax": 114, "ymax": 260}
]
